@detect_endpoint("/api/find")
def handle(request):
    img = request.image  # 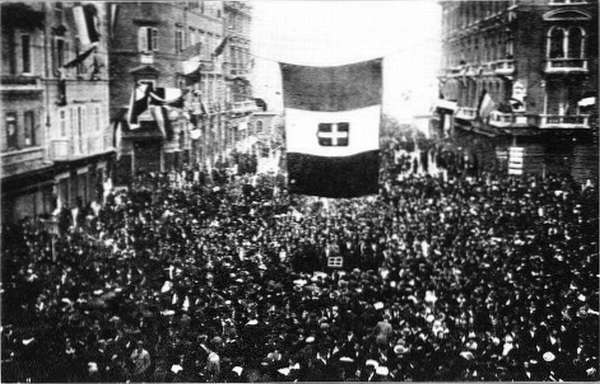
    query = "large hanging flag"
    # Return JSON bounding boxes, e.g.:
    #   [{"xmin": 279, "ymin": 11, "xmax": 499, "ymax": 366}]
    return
[
  {"xmin": 280, "ymin": 59, "xmax": 382, "ymax": 198},
  {"xmin": 127, "ymin": 83, "xmax": 150, "ymax": 129},
  {"xmin": 149, "ymin": 87, "xmax": 185, "ymax": 109},
  {"xmin": 72, "ymin": 4, "xmax": 100, "ymax": 47}
]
